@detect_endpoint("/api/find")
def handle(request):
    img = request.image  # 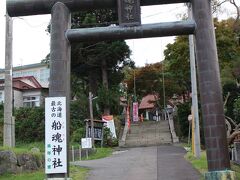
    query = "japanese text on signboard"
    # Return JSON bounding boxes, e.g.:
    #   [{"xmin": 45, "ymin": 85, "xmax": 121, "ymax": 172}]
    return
[
  {"xmin": 118, "ymin": 0, "xmax": 141, "ymax": 26},
  {"xmin": 45, "ymin": 97, "xmax": 67, "ymax": 174}
]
